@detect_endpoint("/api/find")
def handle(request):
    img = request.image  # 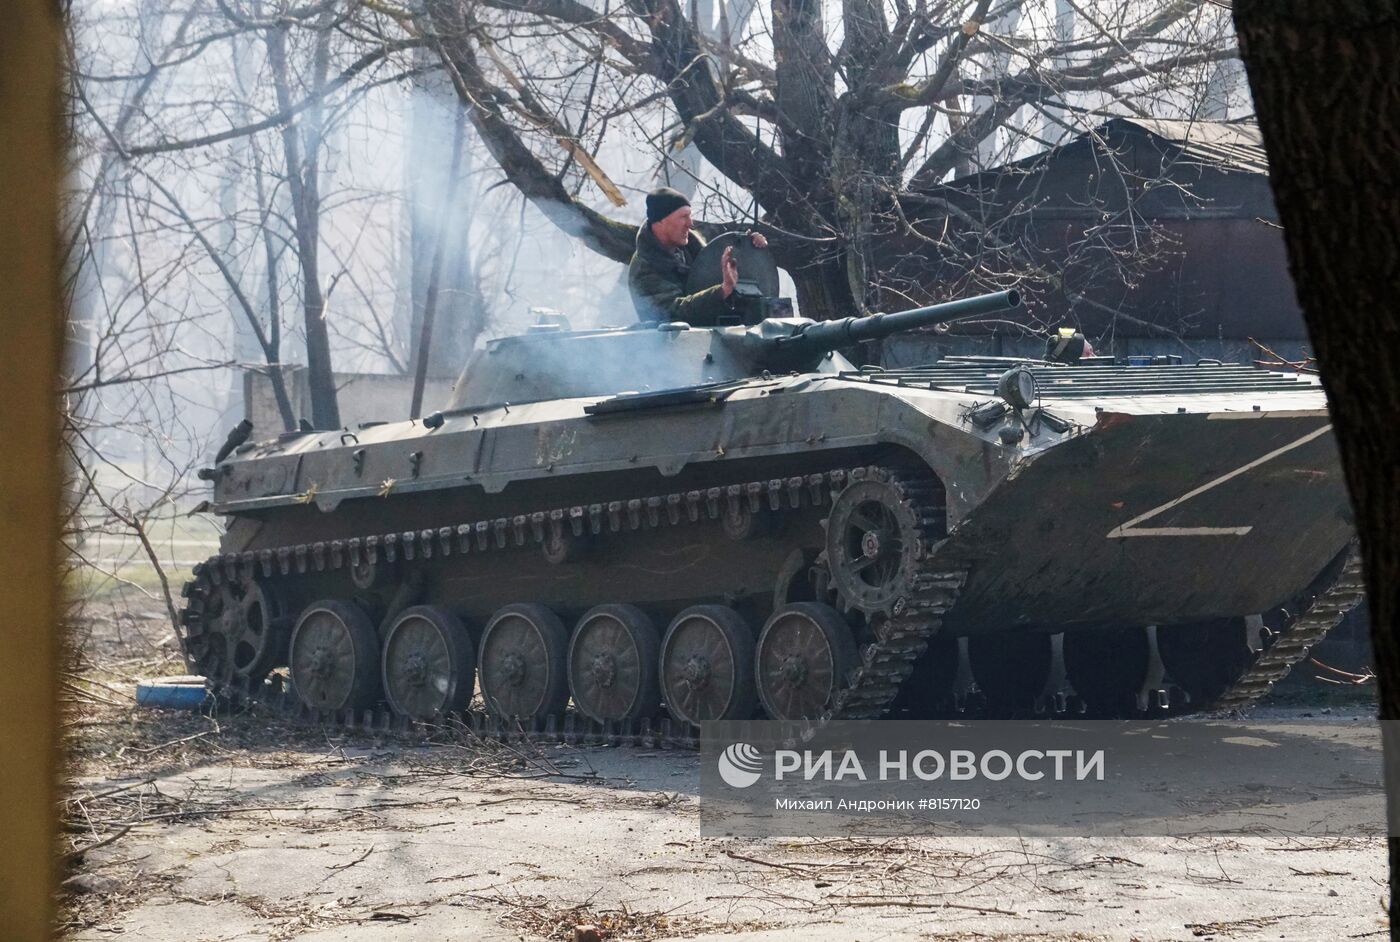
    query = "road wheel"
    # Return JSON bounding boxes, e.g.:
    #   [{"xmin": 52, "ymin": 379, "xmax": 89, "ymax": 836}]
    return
[
  {"xmin": 568, "ymin": 604, "xmax": 661, "ymax": 723},
  {"xmin": 478, "ymin": 603, "xmax": 569, "ymax": 720},
  {"xmin": 382, "ymin": 605, "xmax": 476, "ymax": 720},
  {"xmin": 755, "ymin": 602, "xmax": 857, "ymax": 721},
  {"xmin": 1156, "ymin": 617, "xmax": 1258, "ymax": 704},
  {"xmin": 289, "ymin": 600, "xmax": 381, "ymax": 712},
  {"xmin": 660, "ymin": 605, "xmax": 757, "ymax": 726}
]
